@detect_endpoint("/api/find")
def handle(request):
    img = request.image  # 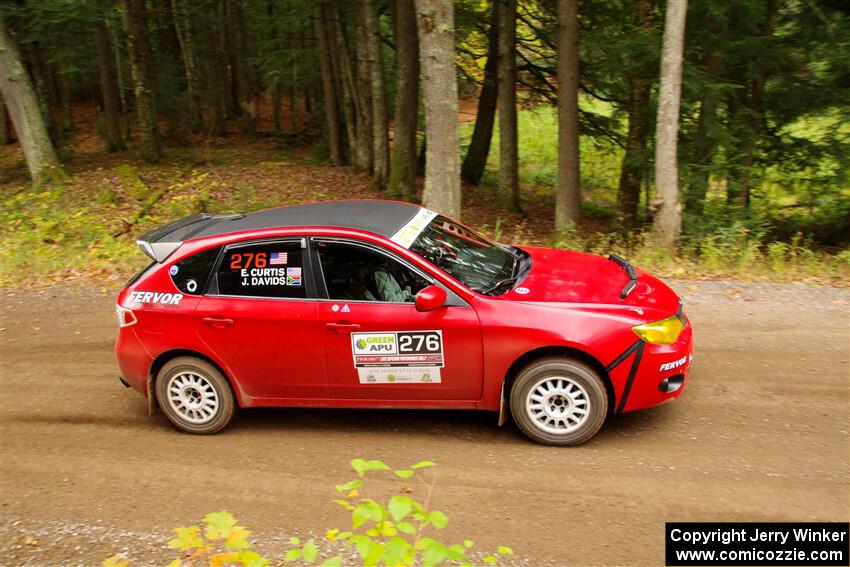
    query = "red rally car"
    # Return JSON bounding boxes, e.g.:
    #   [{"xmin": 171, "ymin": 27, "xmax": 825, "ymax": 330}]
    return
[{"xmin": 115, "ymin": 200, "xmax": 692, "ymax": 446}]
